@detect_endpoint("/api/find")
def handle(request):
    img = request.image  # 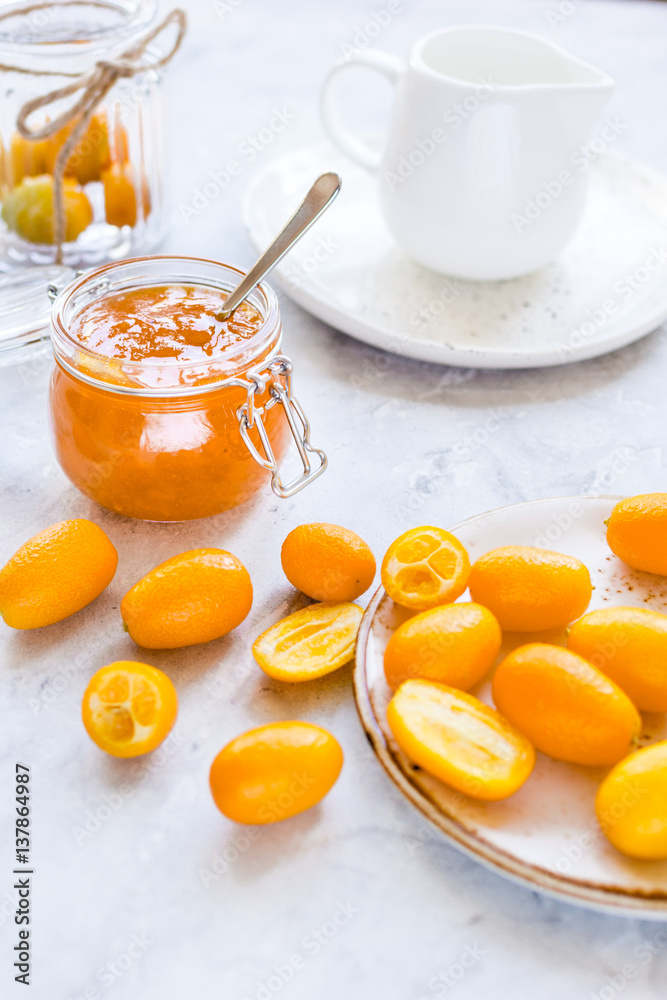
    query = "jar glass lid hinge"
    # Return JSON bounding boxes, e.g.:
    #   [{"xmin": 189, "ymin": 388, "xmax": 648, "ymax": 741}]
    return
[{"xmin": 236, "ymin": 355, "xmax": 327, "ymax": 498}]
